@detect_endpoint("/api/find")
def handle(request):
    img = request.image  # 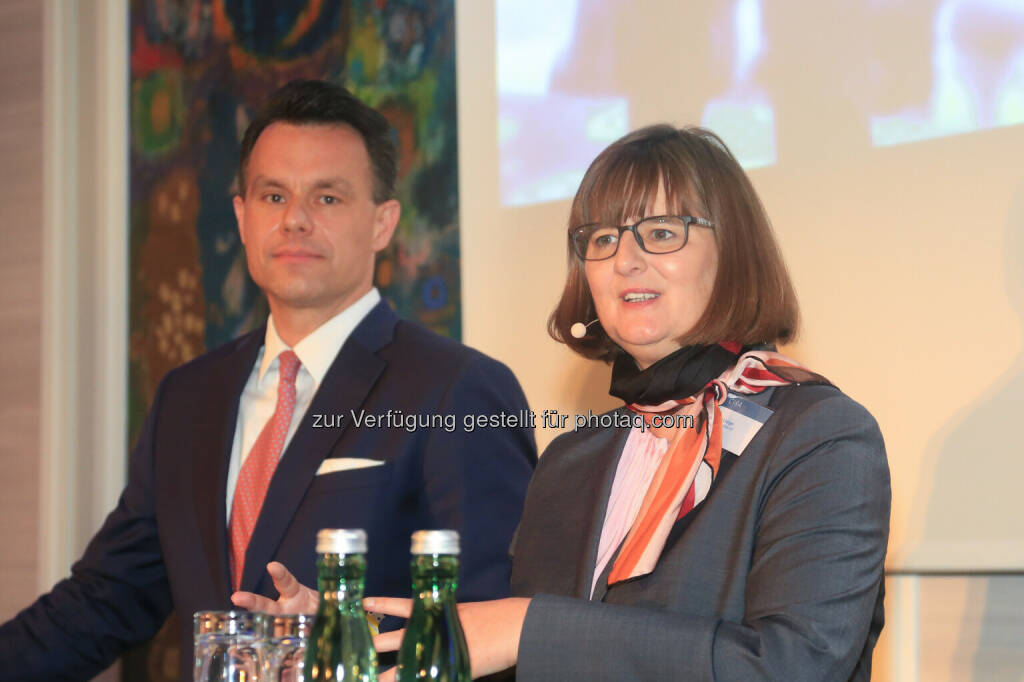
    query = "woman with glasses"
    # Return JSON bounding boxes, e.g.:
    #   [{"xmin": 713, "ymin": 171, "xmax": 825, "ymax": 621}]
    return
[{"xmin": 363, "ymin": 125, "xmax": 888, "ymax": 680}]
